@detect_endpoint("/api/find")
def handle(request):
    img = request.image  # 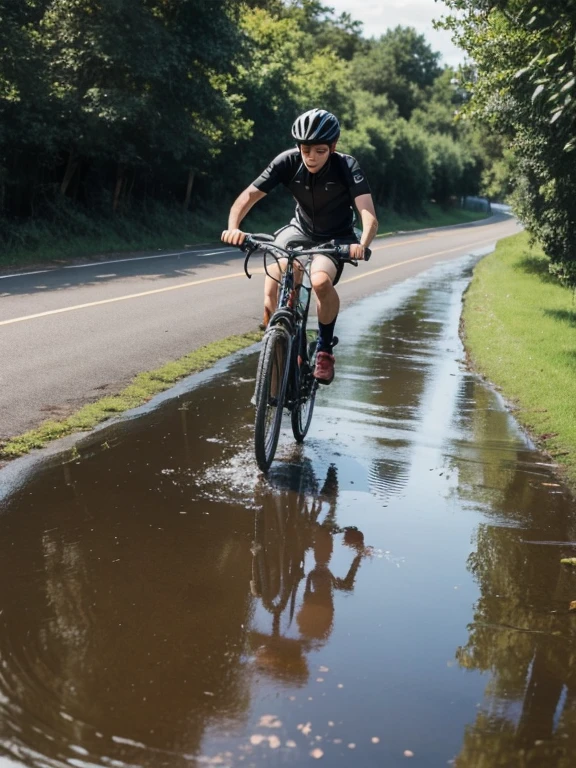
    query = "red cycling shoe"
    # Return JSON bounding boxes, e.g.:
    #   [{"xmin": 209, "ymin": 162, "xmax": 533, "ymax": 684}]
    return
[{"xmin": 314, "ymin": 351, "xmax": 335, "ymax": 384}]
